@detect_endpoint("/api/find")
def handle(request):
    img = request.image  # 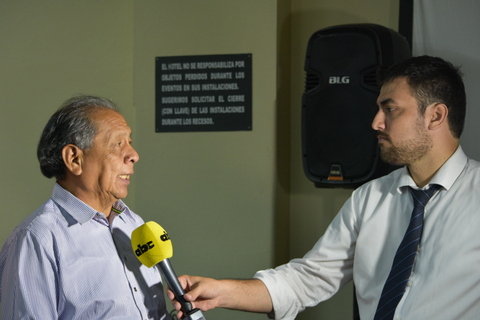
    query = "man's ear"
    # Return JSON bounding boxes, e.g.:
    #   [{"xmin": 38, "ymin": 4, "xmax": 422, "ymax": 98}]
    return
[
  {"xmin": 61, "ymin": 144, "xmax": 83, "ymax": 176},
  {"xmin": 427, "ymin": 103, "xmax": 448, "ymax": 130}
]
